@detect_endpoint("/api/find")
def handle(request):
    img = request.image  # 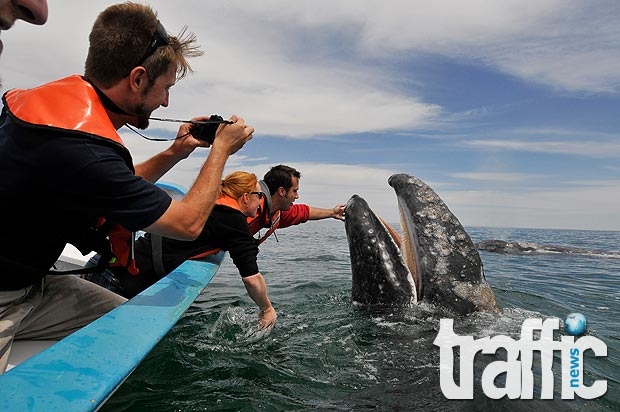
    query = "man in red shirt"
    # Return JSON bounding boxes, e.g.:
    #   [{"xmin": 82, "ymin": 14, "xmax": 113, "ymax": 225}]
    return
[{"xmin": 249, "ymin": 164, "xmax": 345, "ymax": 244}]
